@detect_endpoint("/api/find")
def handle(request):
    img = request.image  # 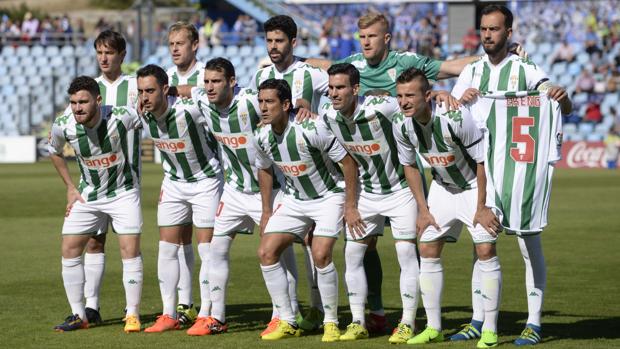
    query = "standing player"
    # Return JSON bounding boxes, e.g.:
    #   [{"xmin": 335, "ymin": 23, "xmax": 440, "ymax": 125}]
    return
[
  {"xmin": 79, "ymin": 29, "xmax": 140, "ymax": 326},
  {"xmin": 392, "ymin": 68, "xmax": 502, "ymax": 347},
  {"xmin": 320, "ymin": 63, "xmax": 421, "ymax": 342},
  {"xmin": 166, "ymin": 21, "xmax": 206, "ymax": 325},
  {"xmin": 49, "ymin": 76, "xmax": 143, "ymax": 333},
  {"xmin": 451, "ymin": 5, "xmax": 571, "ymax": 346},
  {"xmin": 136, "ymin": 65, "xmax": 222, "ymax": 333},
  {"xmin": 254, "ymin": 78, "xmax": 362, "ymax": 341},
  {"xmin": 251, "ymin": 15, "xmax": 328, "ymax": 331}
]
